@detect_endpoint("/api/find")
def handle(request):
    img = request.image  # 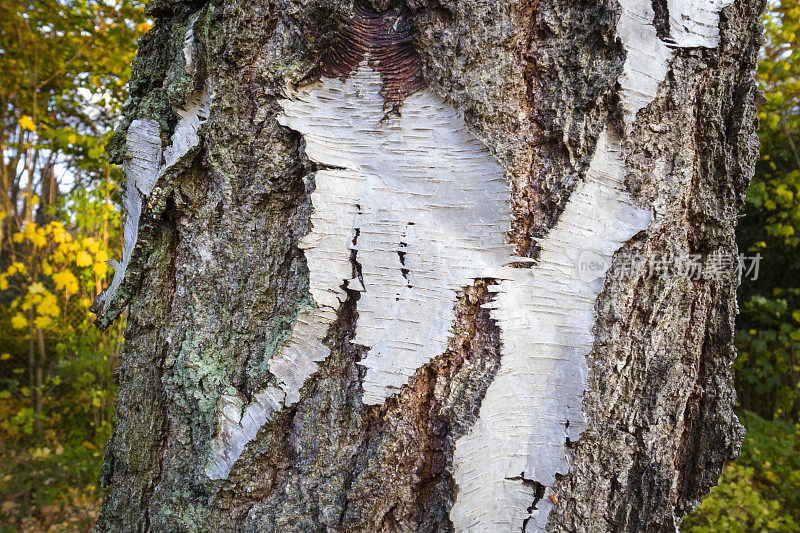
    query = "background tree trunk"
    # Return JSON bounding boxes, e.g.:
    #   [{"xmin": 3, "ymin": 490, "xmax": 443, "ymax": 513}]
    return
[{"xmin": 95, "ymin": 0, "xmax": 764, "ymax": 531}]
